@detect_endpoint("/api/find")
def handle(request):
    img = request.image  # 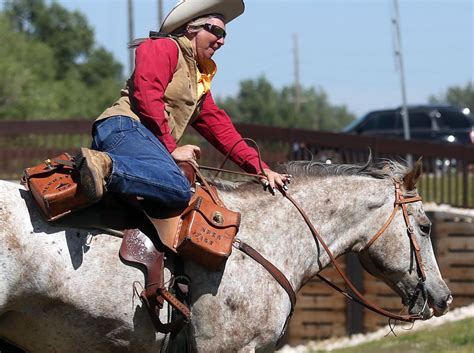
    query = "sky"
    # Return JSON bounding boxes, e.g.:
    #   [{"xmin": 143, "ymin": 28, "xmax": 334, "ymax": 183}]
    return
[{"xmin": 11, "ymin": 0, "xmax": 474, "ymax": 116}]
